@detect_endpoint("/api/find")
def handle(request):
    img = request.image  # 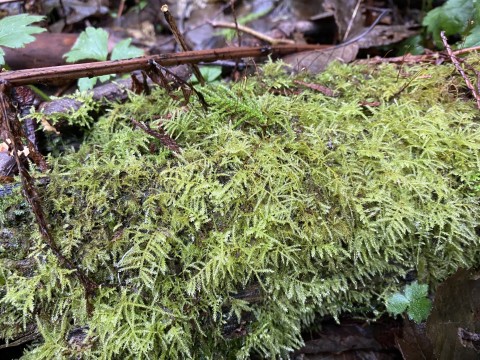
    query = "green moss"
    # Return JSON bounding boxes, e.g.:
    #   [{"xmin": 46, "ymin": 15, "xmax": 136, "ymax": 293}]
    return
[{"xmin": 1, "ymin": 59, "xmax": 479, "ymax": 359}]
